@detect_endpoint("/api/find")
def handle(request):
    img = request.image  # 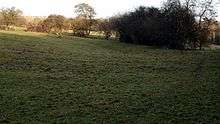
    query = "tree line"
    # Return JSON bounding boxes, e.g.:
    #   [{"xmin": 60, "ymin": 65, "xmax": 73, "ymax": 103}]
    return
[{"xmin": 0, "ymin": 0, "xmax": 219, "ymax": 49}]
